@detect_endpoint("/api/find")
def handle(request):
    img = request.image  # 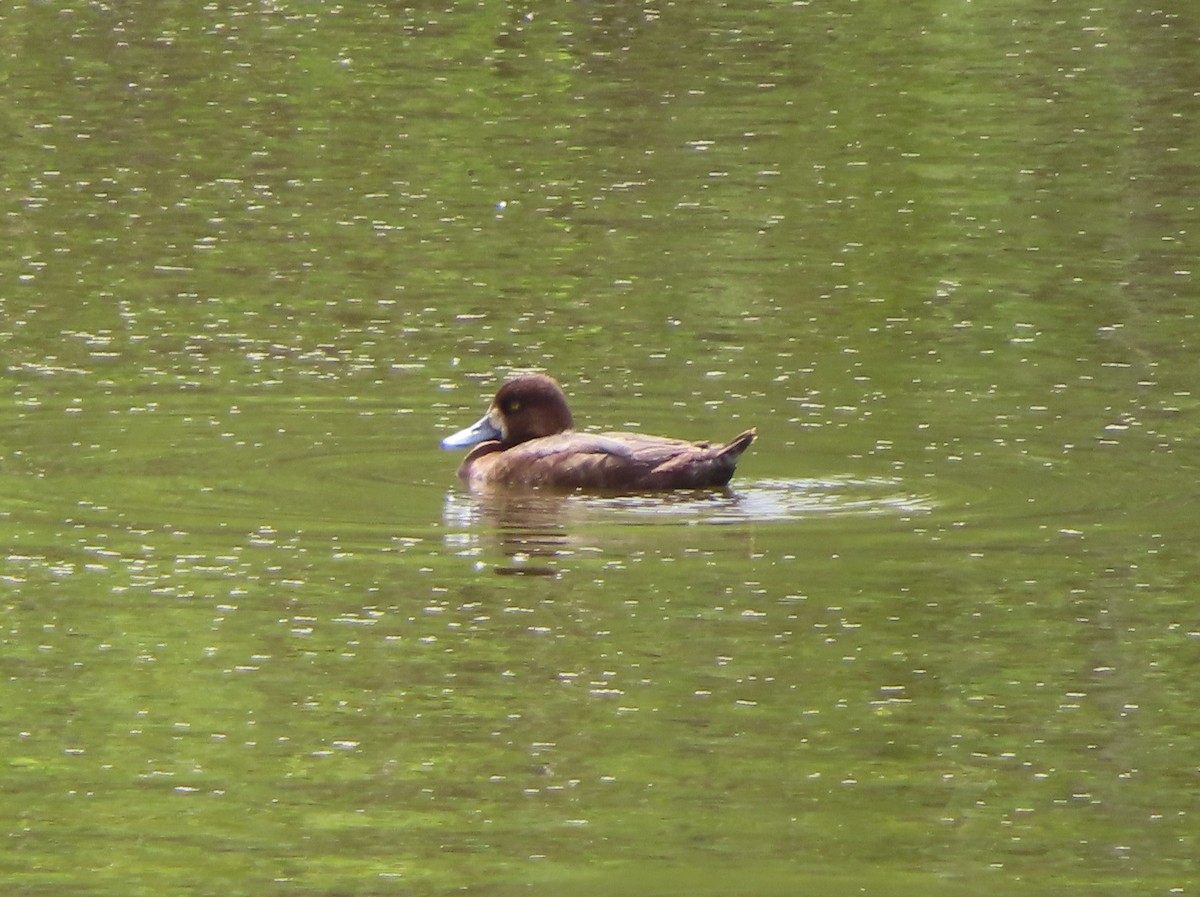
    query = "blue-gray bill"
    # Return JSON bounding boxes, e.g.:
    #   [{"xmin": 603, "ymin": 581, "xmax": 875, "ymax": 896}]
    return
[{"xmin": 441, "ymin": 413, "xmax": 502, "ymax": 449}]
